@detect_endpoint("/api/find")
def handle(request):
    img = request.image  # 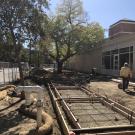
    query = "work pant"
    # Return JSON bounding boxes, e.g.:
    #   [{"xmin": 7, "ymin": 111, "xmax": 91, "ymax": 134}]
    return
[{"xmin": 122, "ymin": 77, "xmax": 129, "ymax": 90}]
